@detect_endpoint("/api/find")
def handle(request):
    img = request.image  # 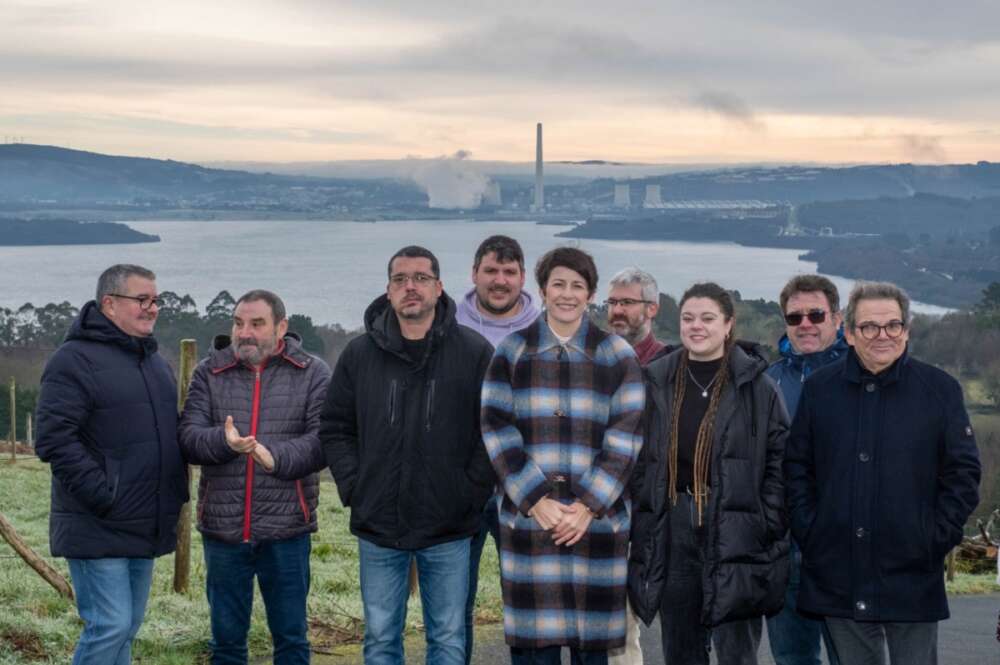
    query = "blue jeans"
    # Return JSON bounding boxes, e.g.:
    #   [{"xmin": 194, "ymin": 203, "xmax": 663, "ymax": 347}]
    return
[
  {"xmin": 203, "ymin": 534, "xmax": 312, "ymax": 665},
  {"xmin": 766, "ymin": 541, "xmax": 840, "ymax": 665},
  {"xmin": 466, "ymin": 498, "xmax": 500, "ymax": 665},
  {"xmin": 67, "ymin": 557, "xmax": 155, "ymax": 665},
  {"xmin": 359, "ymin": 537, "xmax": 470, "ymax": 665}
]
